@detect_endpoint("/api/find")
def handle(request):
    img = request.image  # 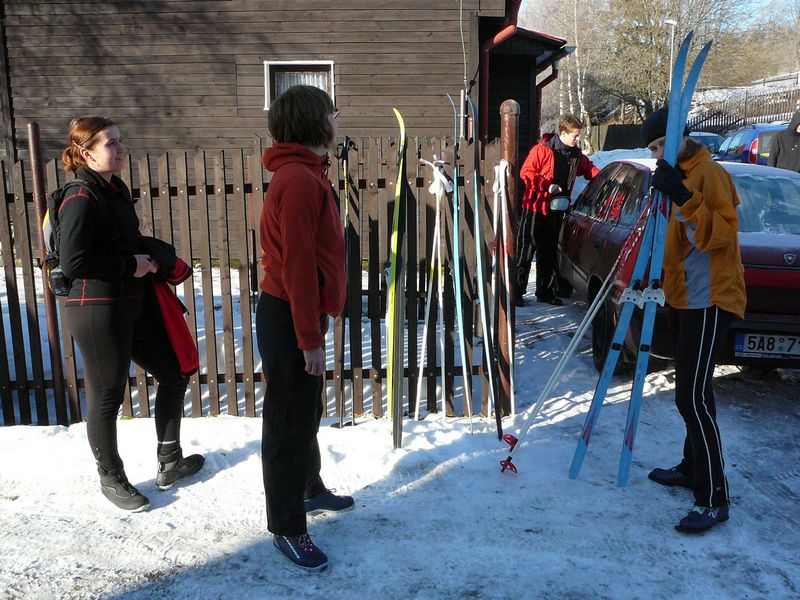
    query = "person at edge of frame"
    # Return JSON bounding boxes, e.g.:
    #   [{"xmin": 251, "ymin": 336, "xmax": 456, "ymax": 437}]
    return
[
  {"xmin": 59, "ymin": 116, "xmax": 204, "ymax": 513},
  {"xmin": 514, "ymin": 113, "xmax": 599, "ymax": 306},
  {"xmin": 256, "ymin": 85, "xmax": 354, "ymax": 573},
  {"xmin": 767, "ymin": 110, "xmax": 800, "ymax": 173},
  {"xmin": 642, "ymin": 107, "xmax": 747, "ymax": 534}
]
